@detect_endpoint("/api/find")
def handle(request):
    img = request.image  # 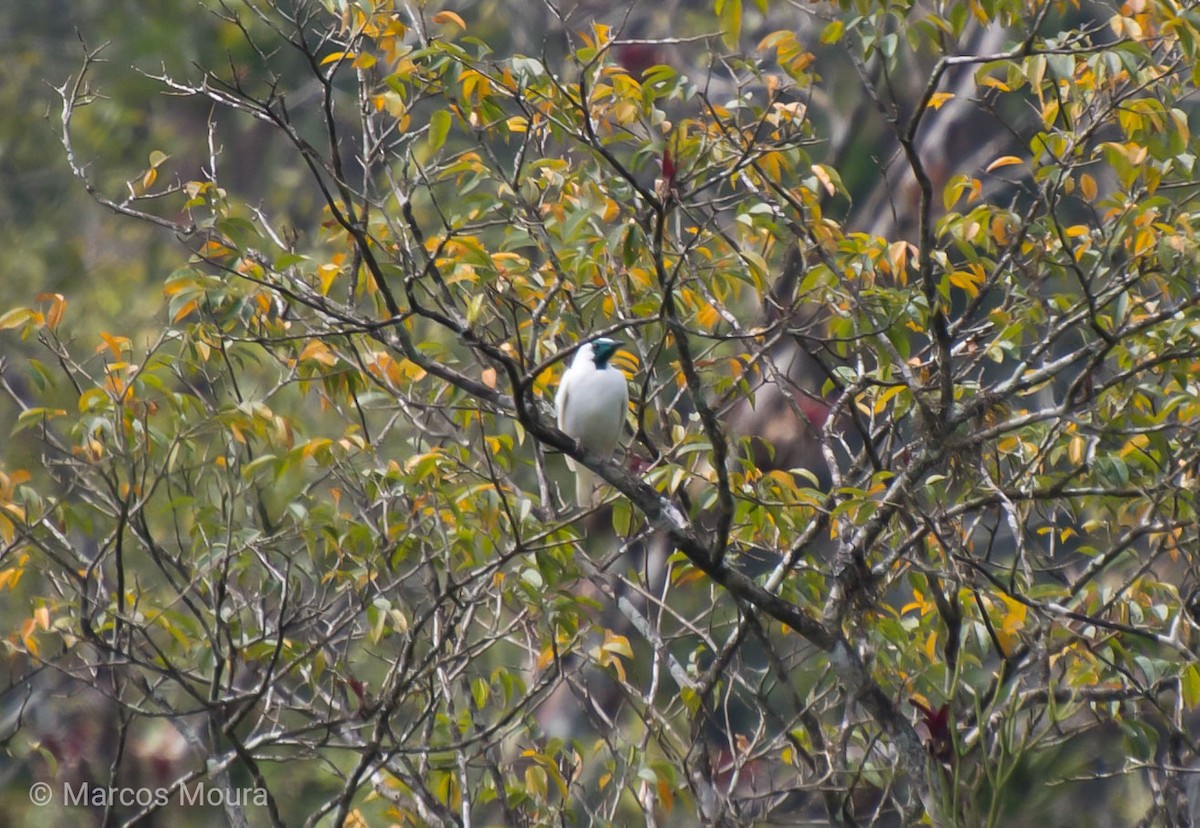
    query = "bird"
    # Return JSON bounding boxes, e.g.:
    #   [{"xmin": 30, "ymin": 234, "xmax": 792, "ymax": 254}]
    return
[{"xmin": 555, "ymin": 337, "xmax": 629, "ymax": 507}]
